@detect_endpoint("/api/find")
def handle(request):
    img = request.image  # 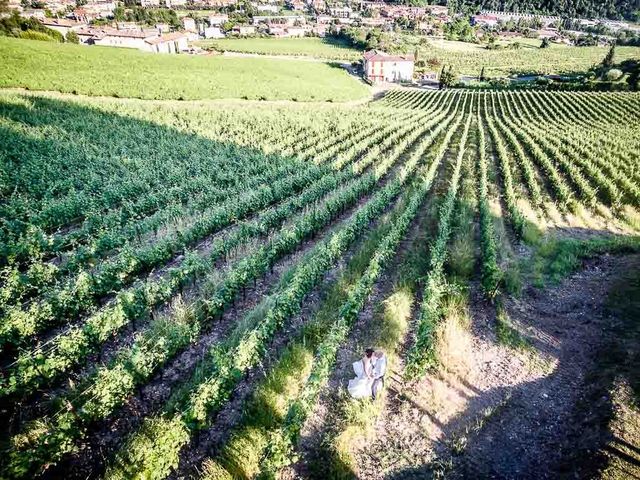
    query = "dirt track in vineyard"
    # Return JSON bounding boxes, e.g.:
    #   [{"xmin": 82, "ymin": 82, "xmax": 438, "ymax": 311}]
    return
[{"xmin": 343, "ymin": 253, "xmax": 640, "ymax": 480}]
